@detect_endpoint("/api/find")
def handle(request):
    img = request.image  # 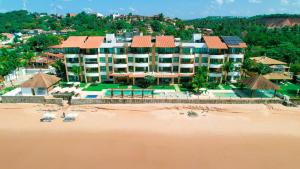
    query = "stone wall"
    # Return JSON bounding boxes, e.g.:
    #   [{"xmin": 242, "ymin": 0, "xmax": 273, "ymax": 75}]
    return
[
  {"xmin": 1, "ymin": 96, "xmax": 63, "ymax": 105},
  {"xmin": 291, "ymin": 99, "xmax": 300, "ymax": 105},
  {"xmin": 71, "ymin": 98, "xmax": 282, "ymax": 105}
]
